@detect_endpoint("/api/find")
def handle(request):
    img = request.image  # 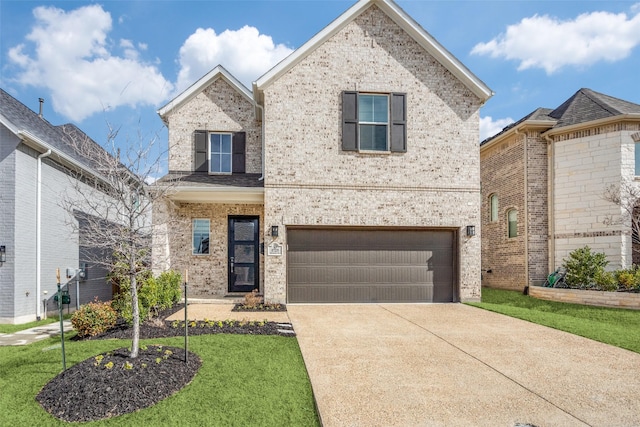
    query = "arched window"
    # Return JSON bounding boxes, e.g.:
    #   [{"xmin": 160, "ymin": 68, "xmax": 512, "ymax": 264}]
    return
[
  {"xmin": 489, "ymin": 194, "xmax": 498, "ymax": 222},
  {"xmin": 507, "ymin": 209, "xmax": 518, "ymax": 238}
]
